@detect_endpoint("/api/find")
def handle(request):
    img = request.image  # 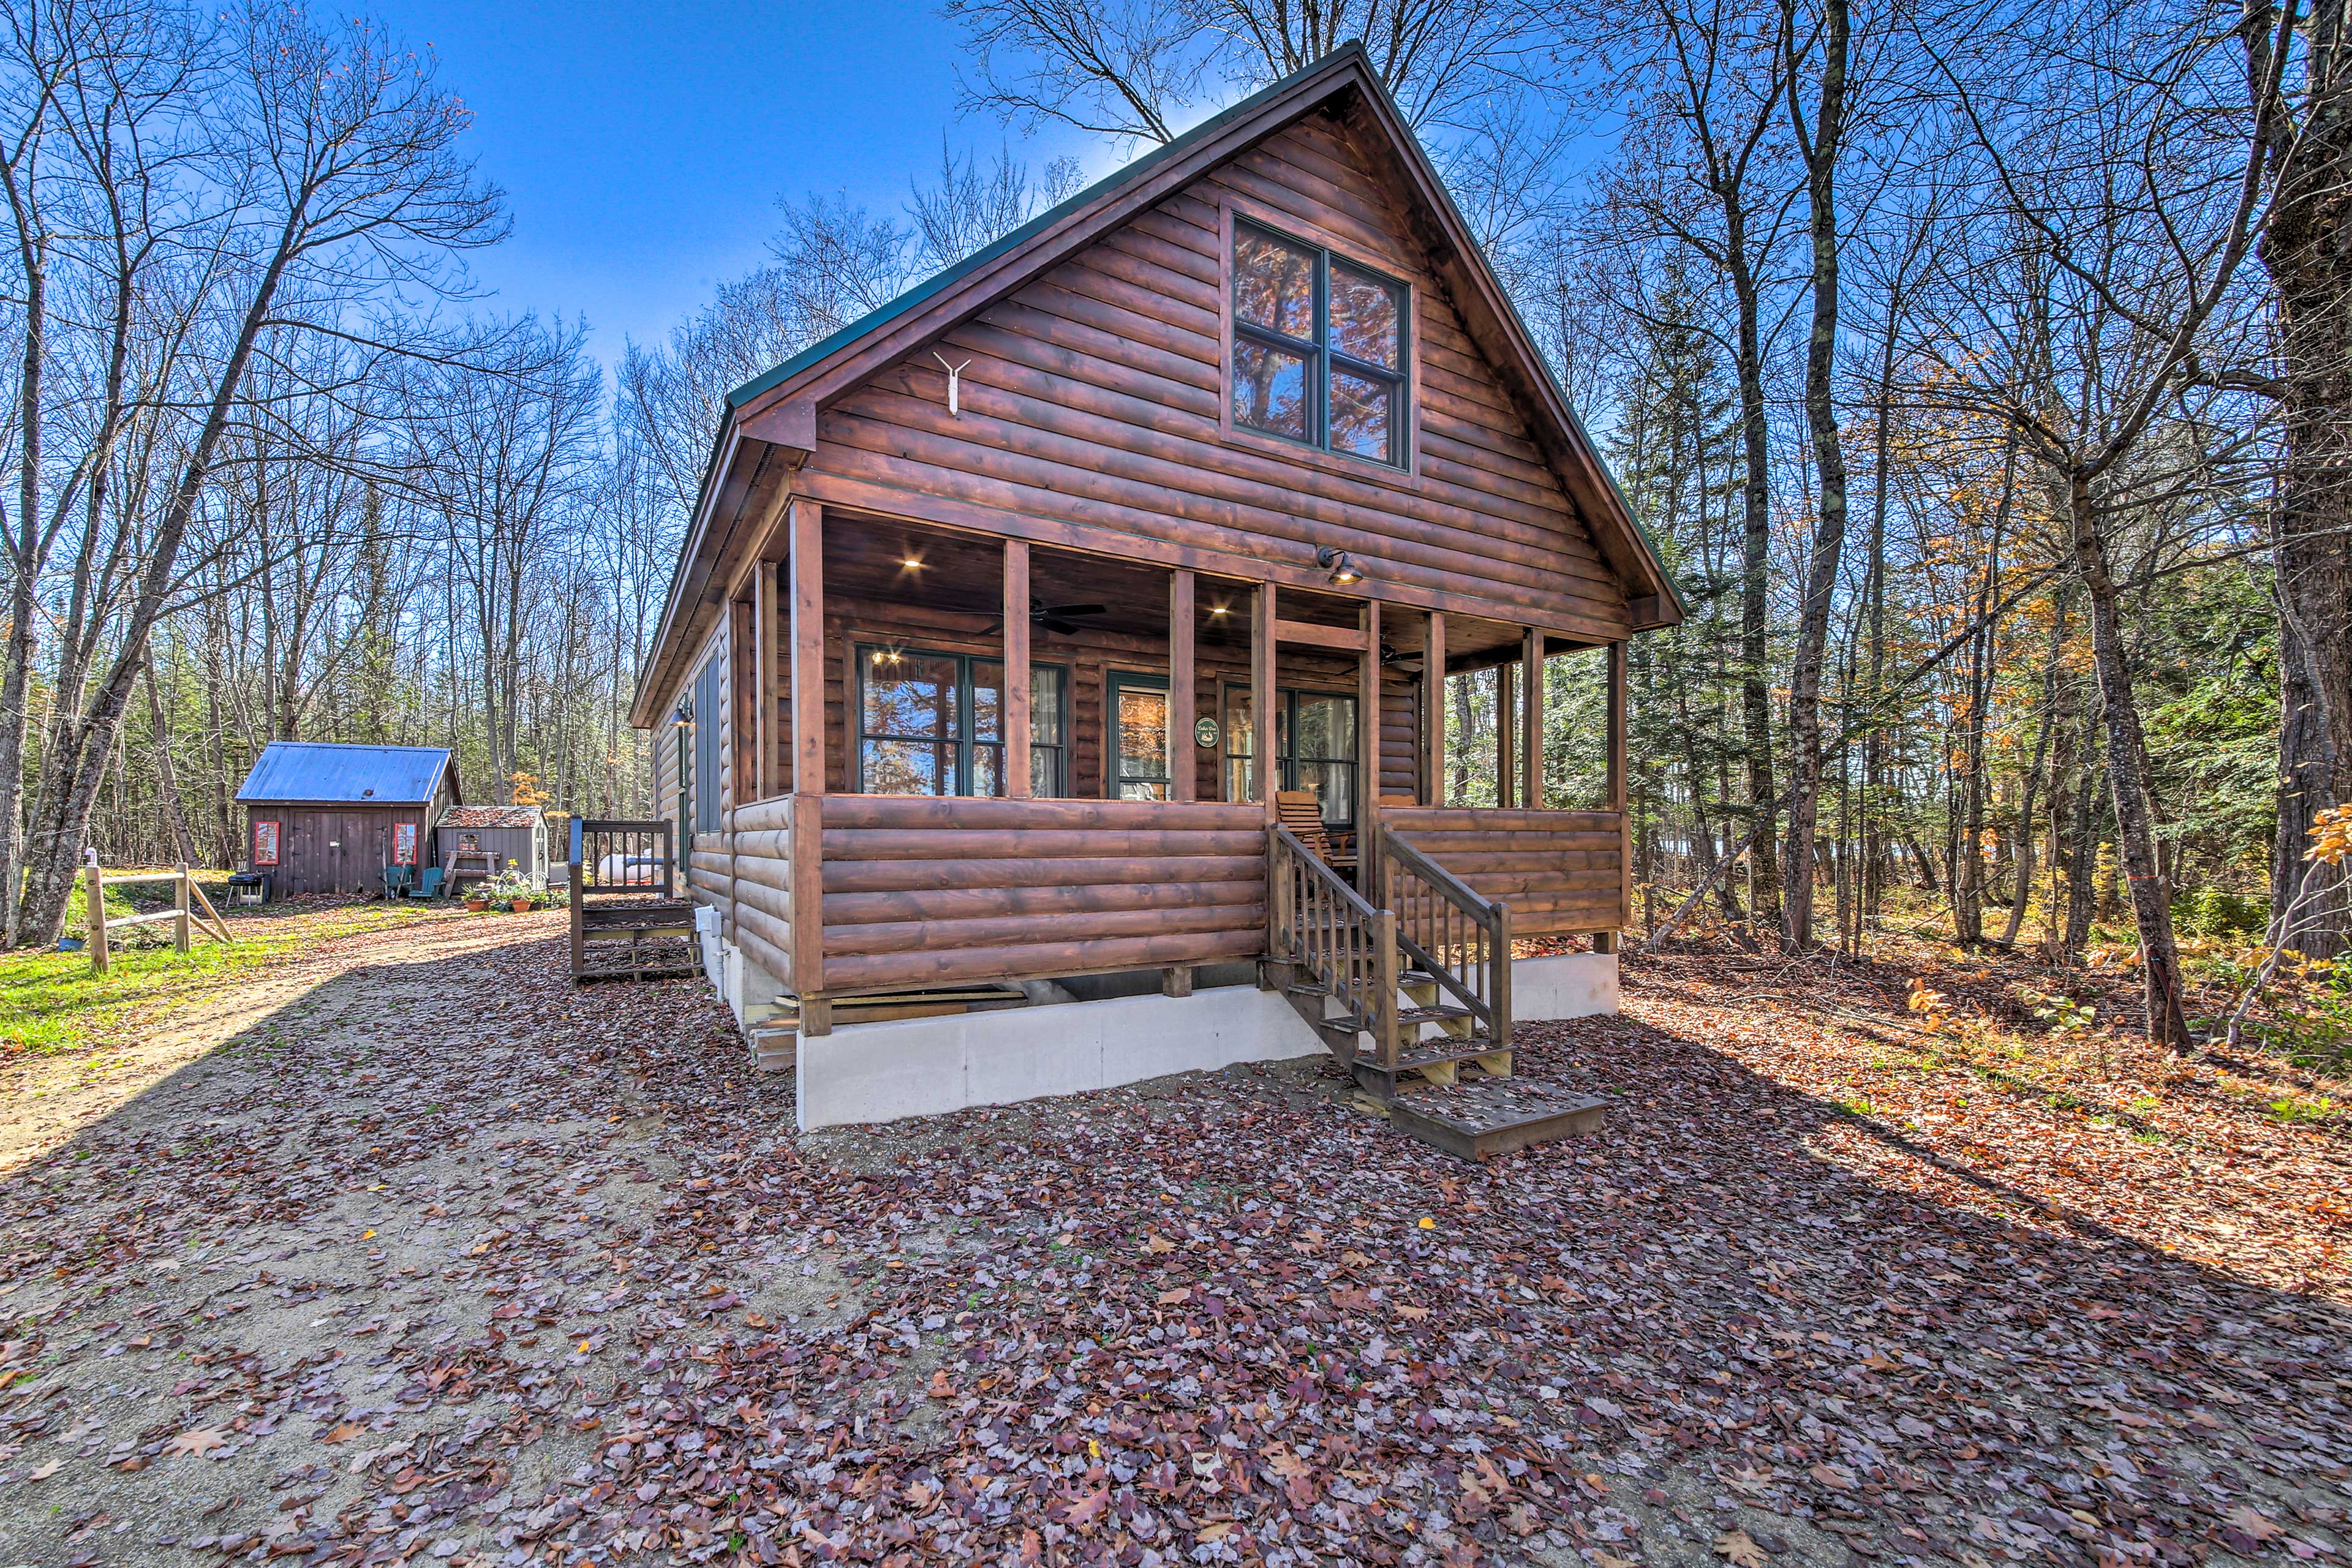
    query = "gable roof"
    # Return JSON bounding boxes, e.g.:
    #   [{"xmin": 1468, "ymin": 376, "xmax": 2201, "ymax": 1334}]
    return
[
  {"xmin": 631, "ymin": 43, "xmax": 1682, "ymax": 727},
  {"xmin": 236, "ymin": 742, "xmax": 457, "ymax": 807}
]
